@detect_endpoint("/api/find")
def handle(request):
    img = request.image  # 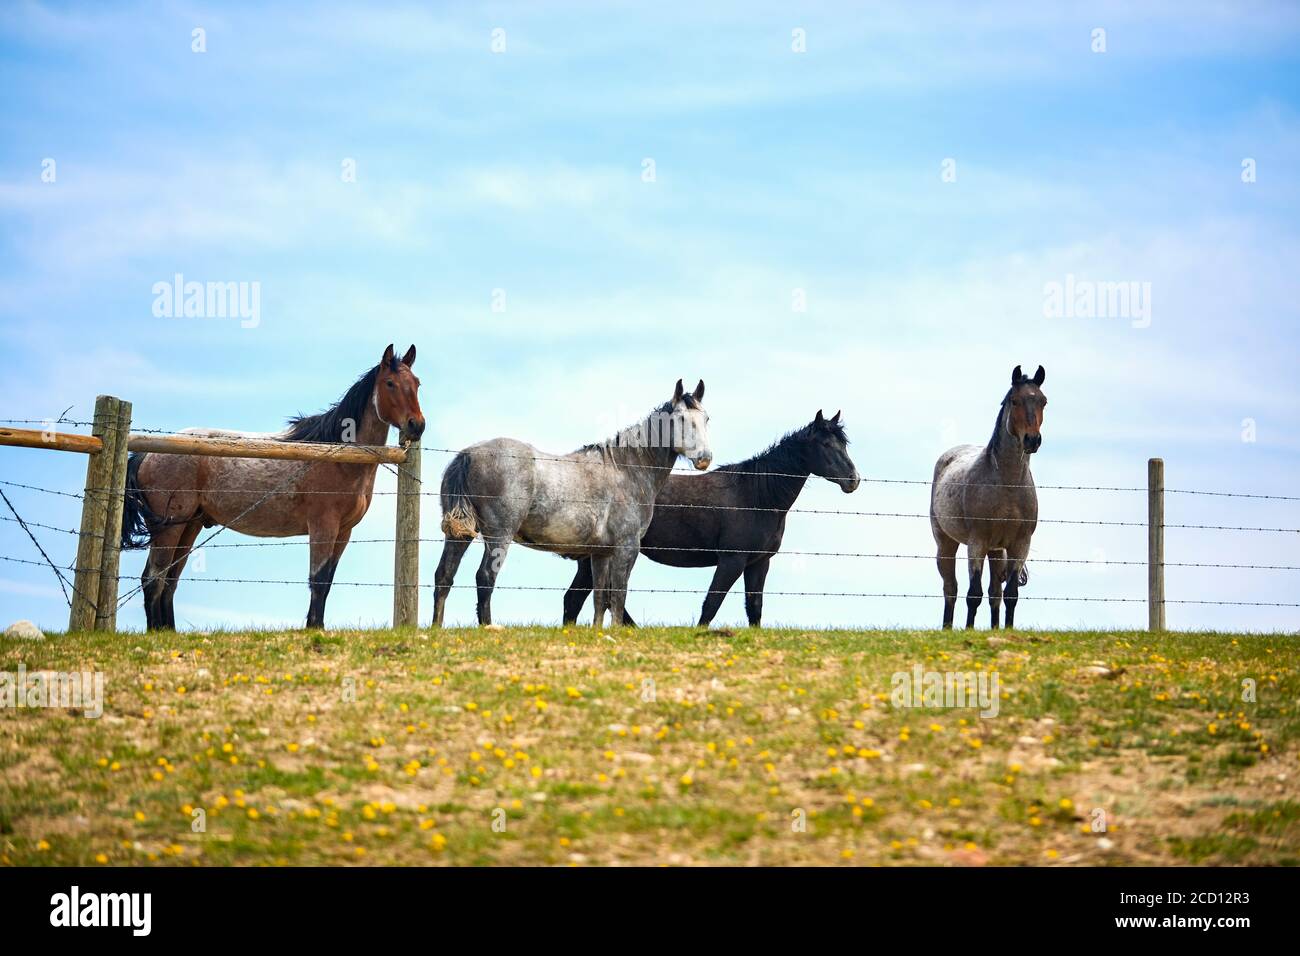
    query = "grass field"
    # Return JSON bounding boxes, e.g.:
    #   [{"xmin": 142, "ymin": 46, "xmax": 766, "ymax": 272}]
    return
[{"xmin": 1, "ymin": 625, "xmax": 1297, "ymax": 866}]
